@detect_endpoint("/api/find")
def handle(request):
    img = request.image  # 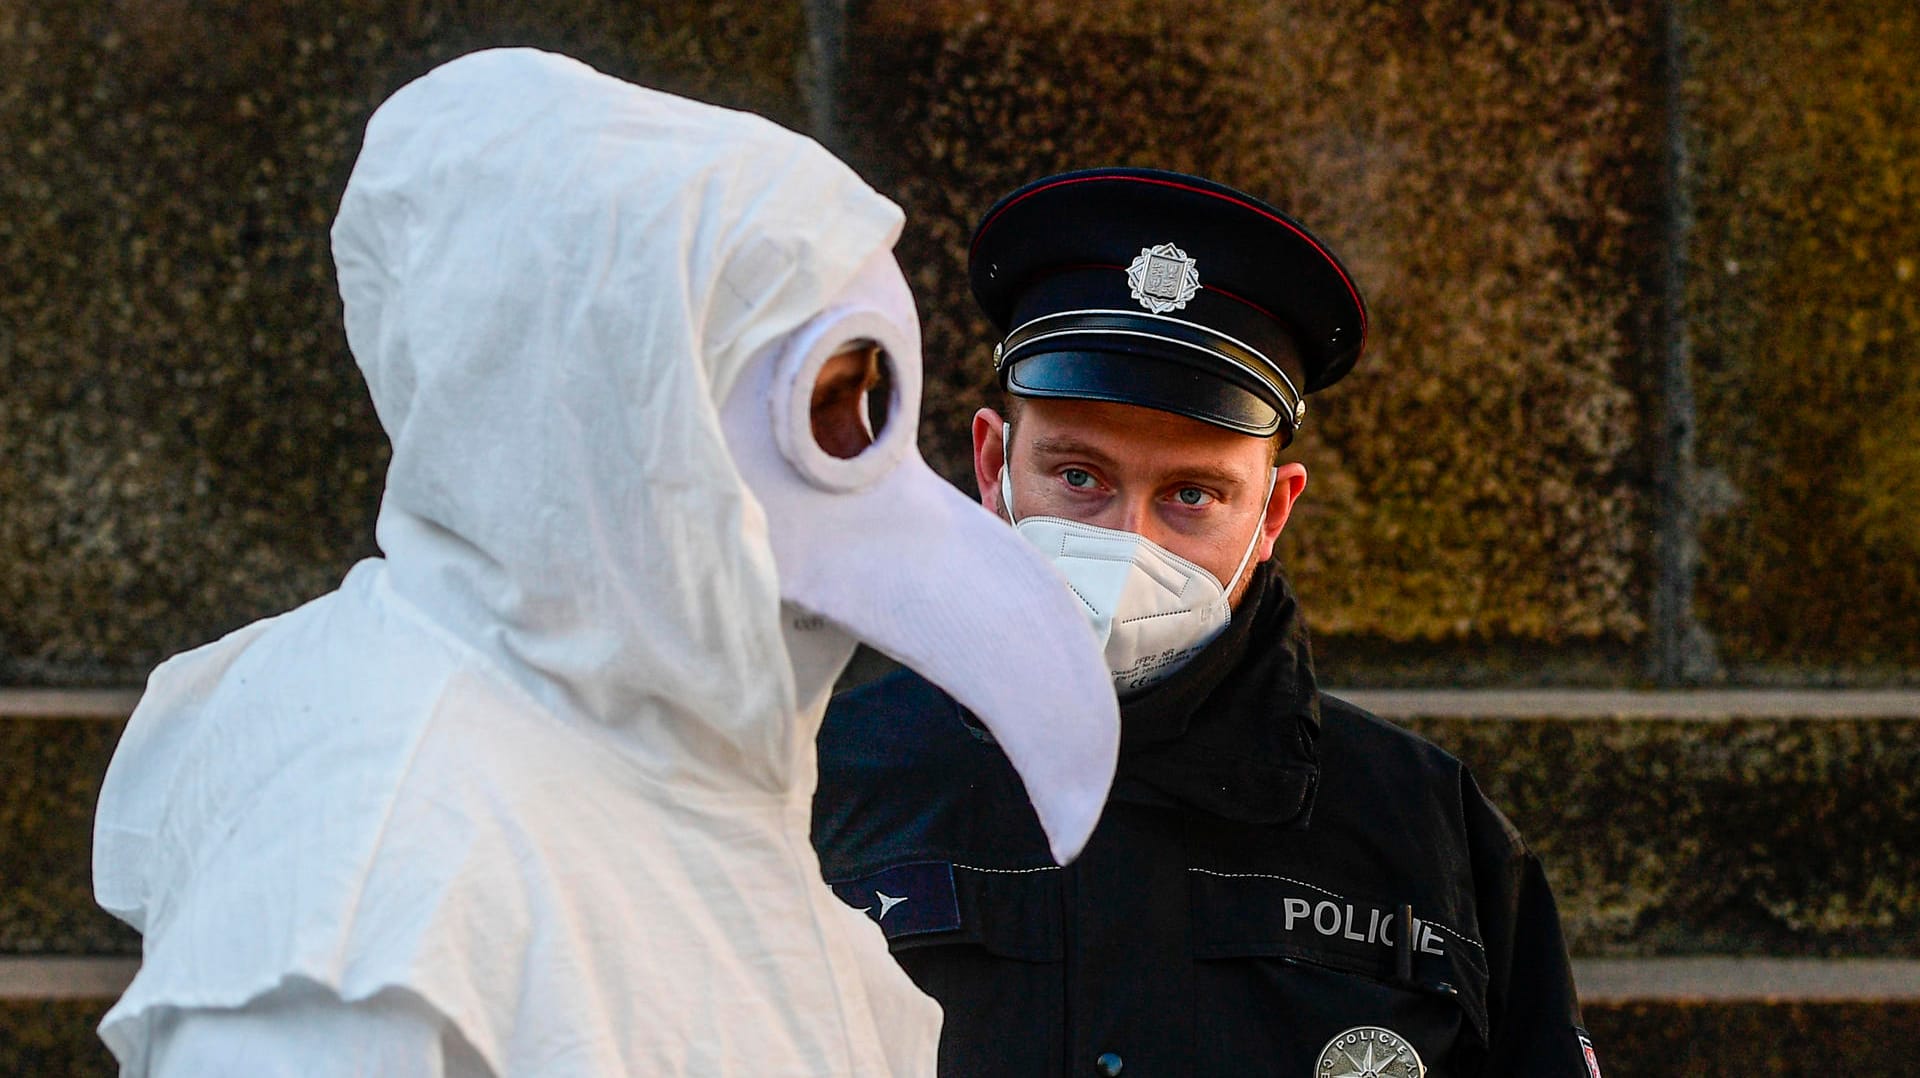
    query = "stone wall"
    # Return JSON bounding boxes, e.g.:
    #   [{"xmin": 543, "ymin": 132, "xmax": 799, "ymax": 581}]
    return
[
  {"xmin": 1687, "ymin": 0, "xmax": 1920, "ymax": 676},
  {"xmin": 4, "ymin": 0, "xmax": 1915, "ymax": 686},
  {"xmin": 6, "ymin": 1, "xmax": 1919, "ymax": 1074}
]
